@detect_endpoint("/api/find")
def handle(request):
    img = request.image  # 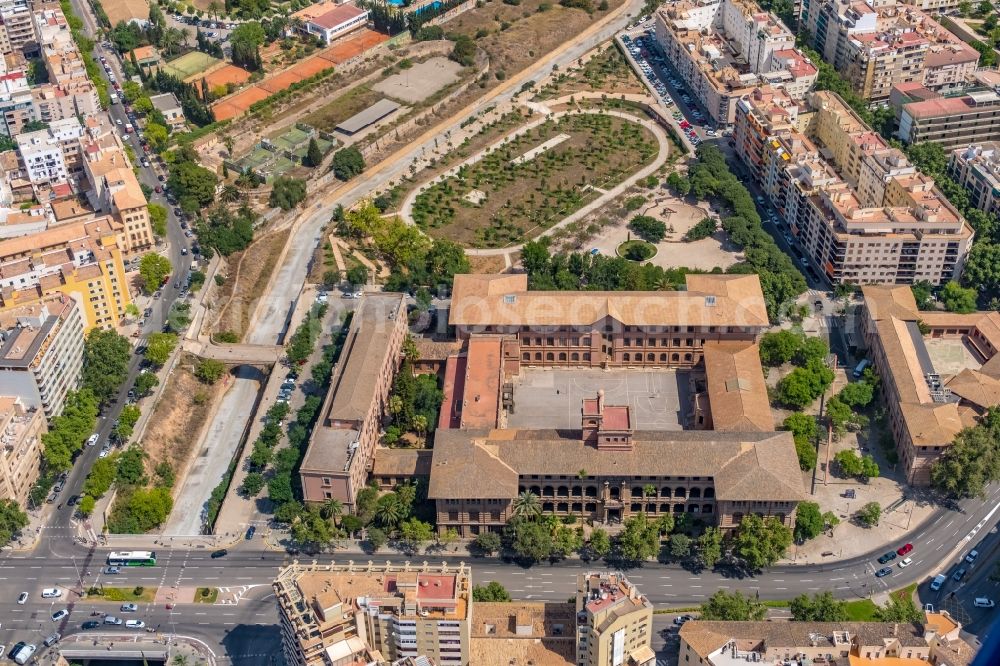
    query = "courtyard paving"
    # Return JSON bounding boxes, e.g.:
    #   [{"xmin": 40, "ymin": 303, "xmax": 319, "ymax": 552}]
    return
[{"xmin": 507, "ymin": 367, "xmax": 689, "ymax": 430}]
